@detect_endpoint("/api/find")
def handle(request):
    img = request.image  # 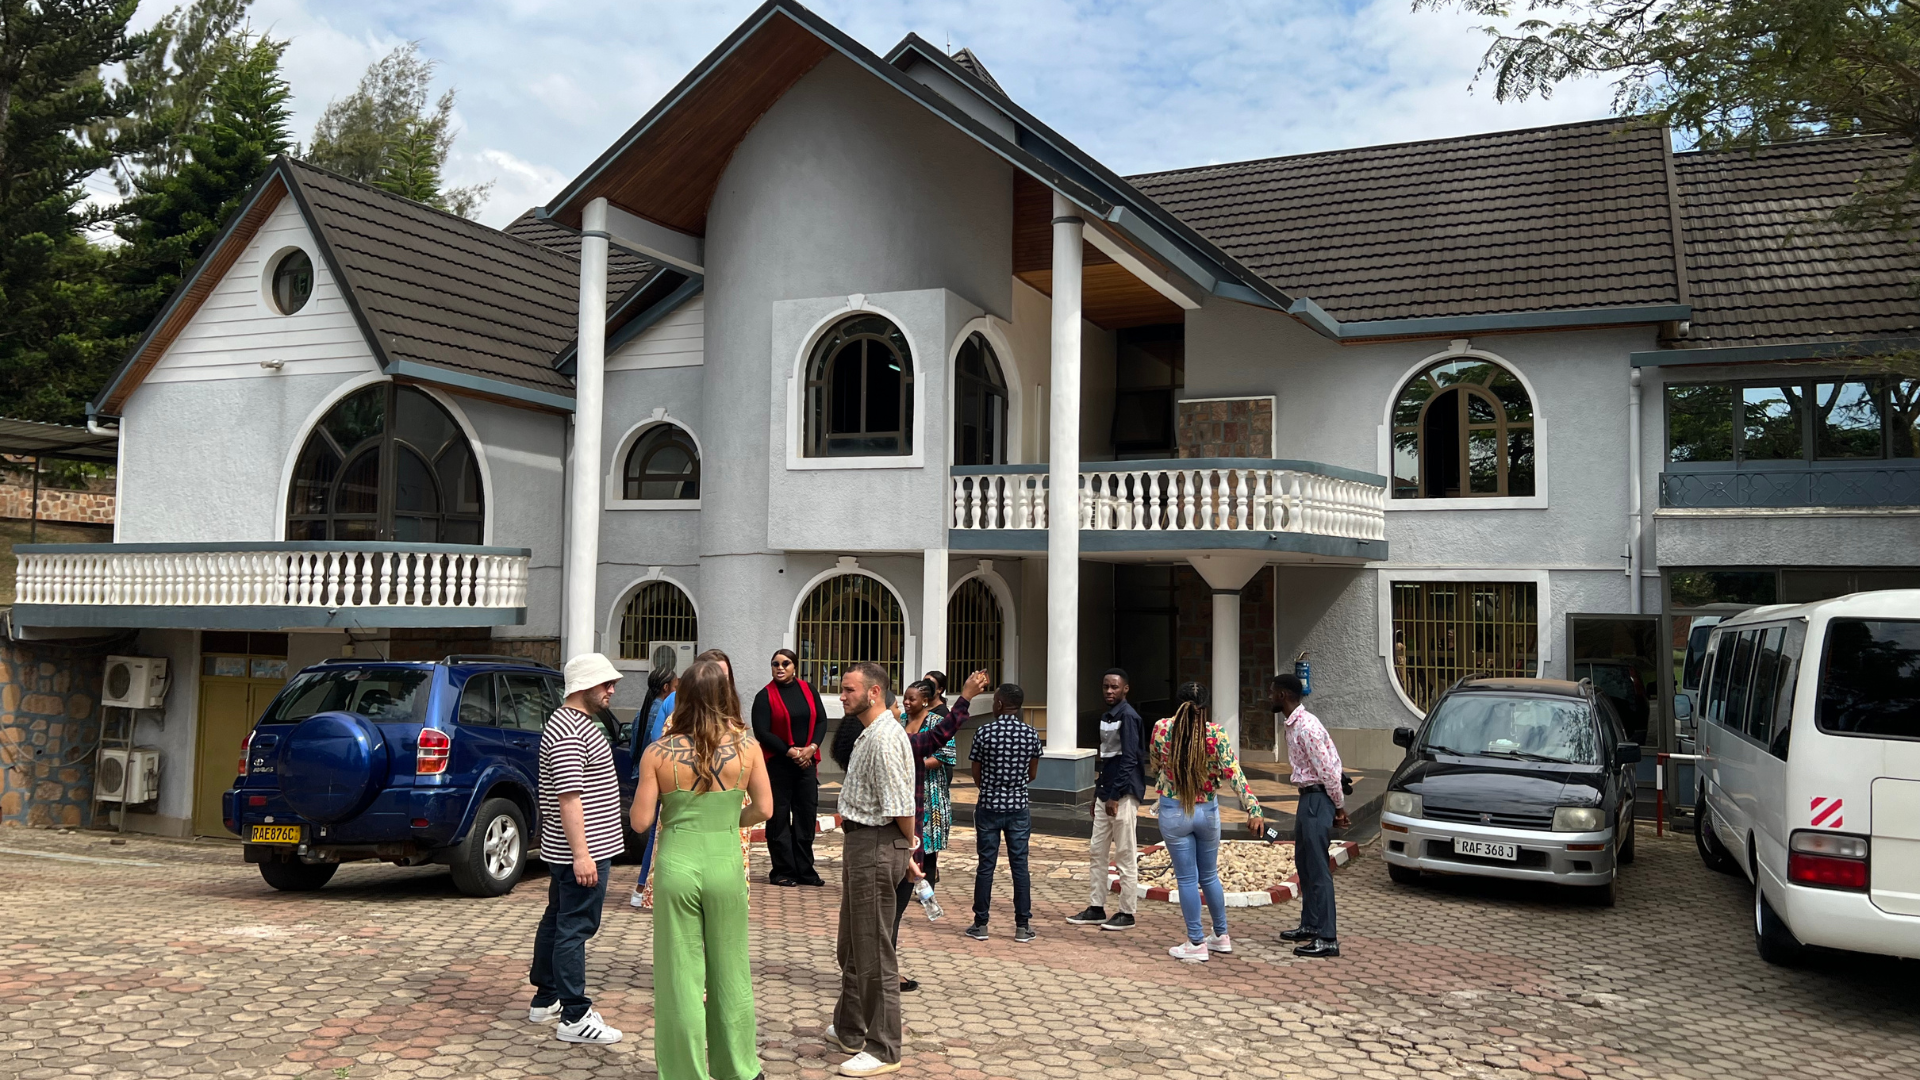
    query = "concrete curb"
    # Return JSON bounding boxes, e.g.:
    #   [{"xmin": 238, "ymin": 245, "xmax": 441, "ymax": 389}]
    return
[{"xmin": 1110, "ymin": 840, "xmax": 1358, "ymax": 908}]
